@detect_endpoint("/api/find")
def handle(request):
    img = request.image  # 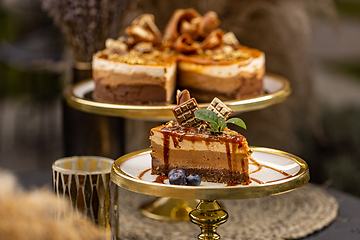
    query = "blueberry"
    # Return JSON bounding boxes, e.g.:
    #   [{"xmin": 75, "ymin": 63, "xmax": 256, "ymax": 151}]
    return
[
  {"xmin": 186, "ymin": 174, "xmax": 201, "ymax": 186},
  {"xmin": 168, "ymin": 169, "xmax": 186, "ymax": 177},
  {"xmin": 169, "ymin": 172, "xmax": 186, "ymax": 185}
]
